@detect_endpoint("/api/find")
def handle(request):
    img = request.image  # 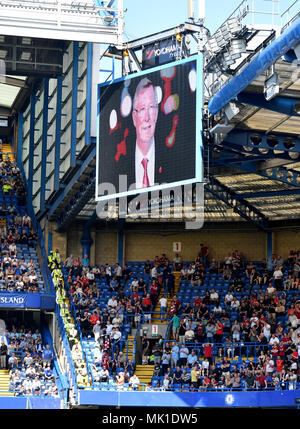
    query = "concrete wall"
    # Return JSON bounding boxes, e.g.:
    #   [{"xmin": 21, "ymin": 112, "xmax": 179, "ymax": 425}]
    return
[
  {"xmin": 55, "ymin": 221, "xmax": 300, "ymax": 265},
  {"xmin": 124, "ymin": 229, "xmax": 266, "ymax": 262}
]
